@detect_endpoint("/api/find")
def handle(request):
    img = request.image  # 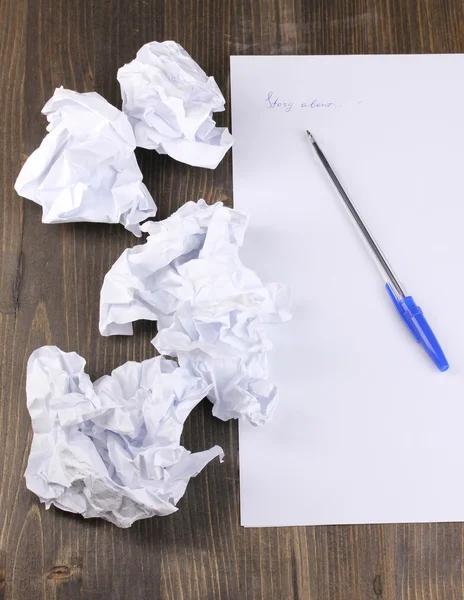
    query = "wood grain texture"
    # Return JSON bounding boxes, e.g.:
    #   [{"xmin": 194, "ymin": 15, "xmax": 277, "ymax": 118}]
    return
[{"xmin": 1, "ymin": 0, "xmax": 464, "ymax": 598}]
